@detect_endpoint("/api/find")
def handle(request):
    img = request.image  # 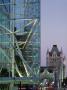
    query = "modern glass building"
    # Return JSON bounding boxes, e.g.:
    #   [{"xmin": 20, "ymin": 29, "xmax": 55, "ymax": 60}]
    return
[
  {"xmin": 0, "ymin": 0, "xmax": 11, "ymax": 76},
  {"xmin": 14, "ymin": 0, "xmax": 40, "ymax": 81},
  {"xmin": 0, "ymin": 0, "xmax": 40, "ymax": 89}
]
